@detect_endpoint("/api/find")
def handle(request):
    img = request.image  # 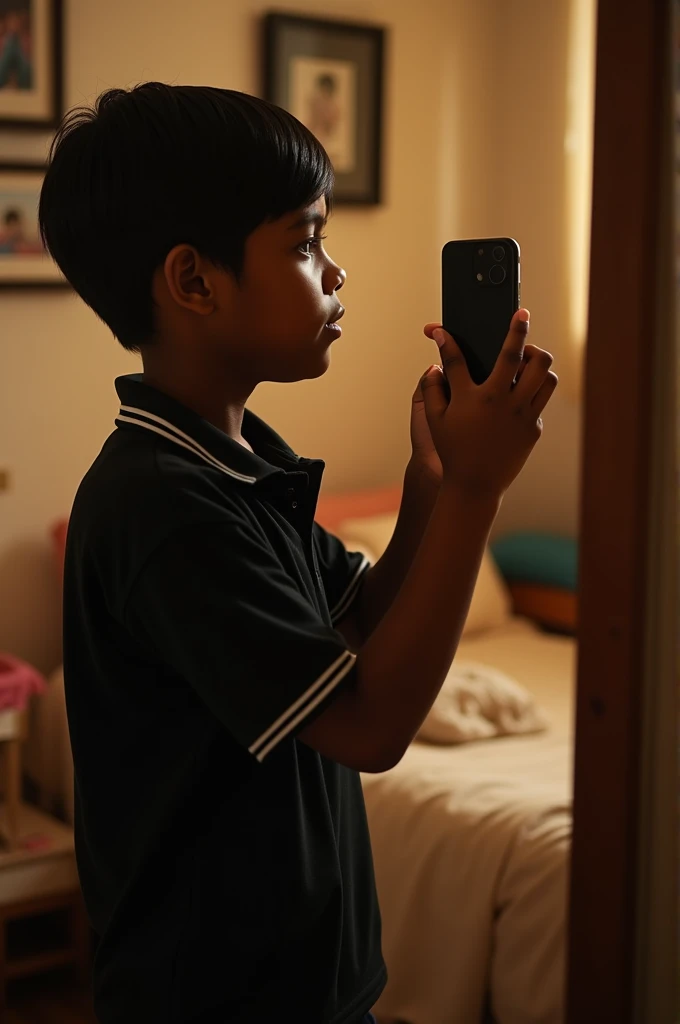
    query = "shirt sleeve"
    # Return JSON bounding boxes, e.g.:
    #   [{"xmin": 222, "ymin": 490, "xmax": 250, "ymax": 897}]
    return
[
  {"xmin": 312, "ymin": 522, "xmax": 371, "ymax": 624},
  {"xmin": 123, "ymin": 520, "xmax": 357, "ymax": 763}
]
